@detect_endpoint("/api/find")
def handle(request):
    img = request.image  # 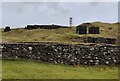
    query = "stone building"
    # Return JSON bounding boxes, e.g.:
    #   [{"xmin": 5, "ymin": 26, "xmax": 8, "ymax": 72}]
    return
[
  {"xmin": 4, "ymin": 26, "xmax": 11, "ymax": 32},
  {"xmin": 76, "ymin": 23, "xmax": 100, "ymax": 34},
  {"xmin": 76, "ymin": 25, "xmax": 87, "ymax": 34}
]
